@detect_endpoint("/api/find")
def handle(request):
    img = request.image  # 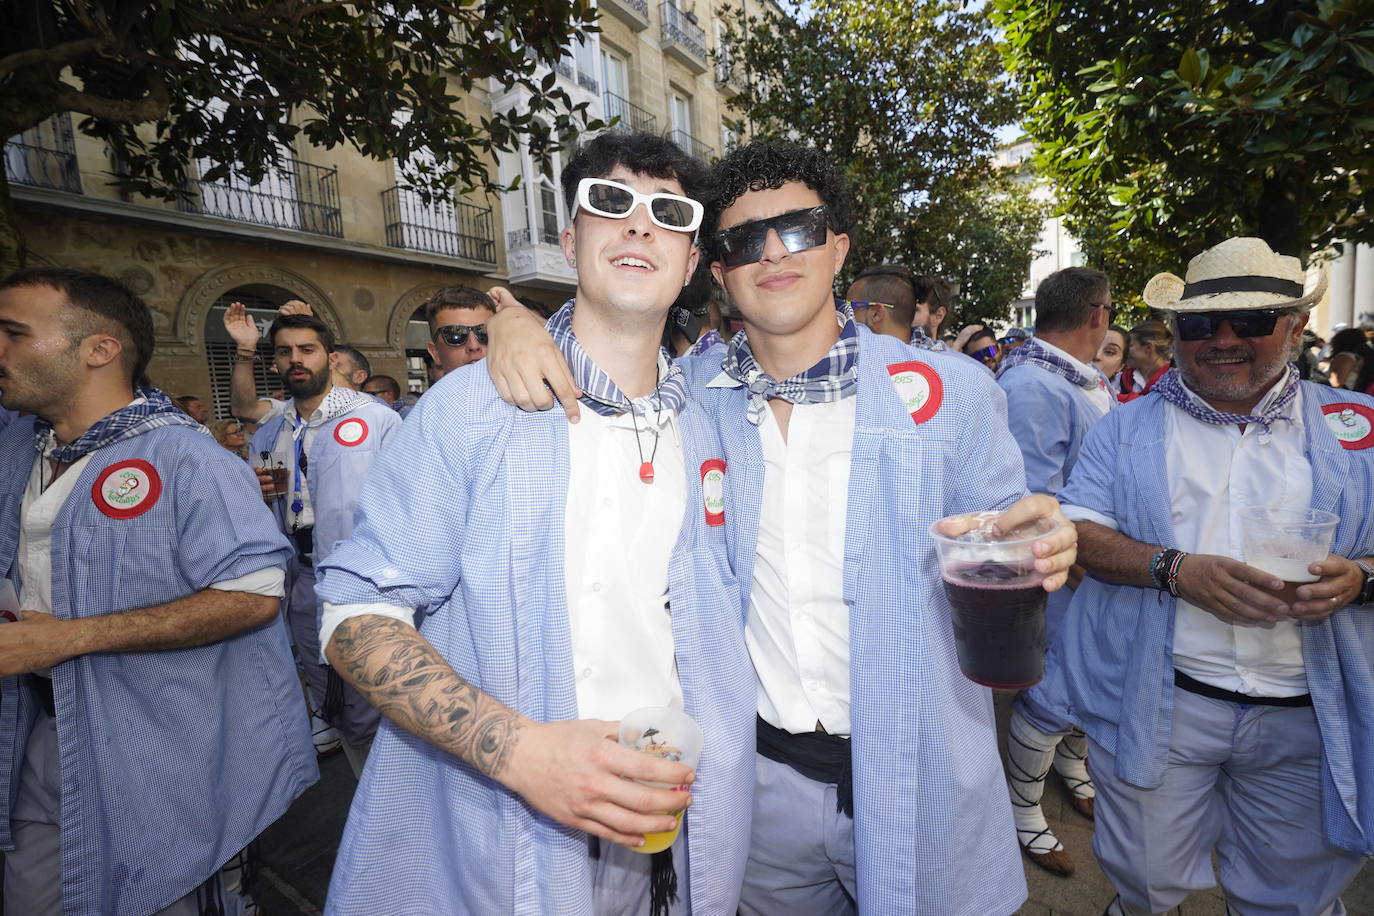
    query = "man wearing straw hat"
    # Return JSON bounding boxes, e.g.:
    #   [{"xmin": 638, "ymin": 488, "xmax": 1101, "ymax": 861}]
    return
[{"xmin": 1042, "ymin": 237, "xmax": 1374, "ymax": 915}]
